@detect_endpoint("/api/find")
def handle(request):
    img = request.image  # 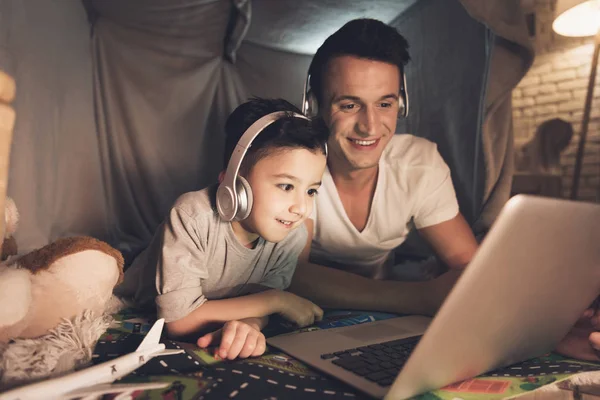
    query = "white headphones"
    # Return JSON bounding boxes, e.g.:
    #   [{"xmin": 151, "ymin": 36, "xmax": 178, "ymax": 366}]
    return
[
  {"xmin": 216, "ymin": 111, "xmax": 310, "ymax": 222},
  {"xmin": 301, "ymin": 69, "xmax": 409, "ymax": 118}
]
